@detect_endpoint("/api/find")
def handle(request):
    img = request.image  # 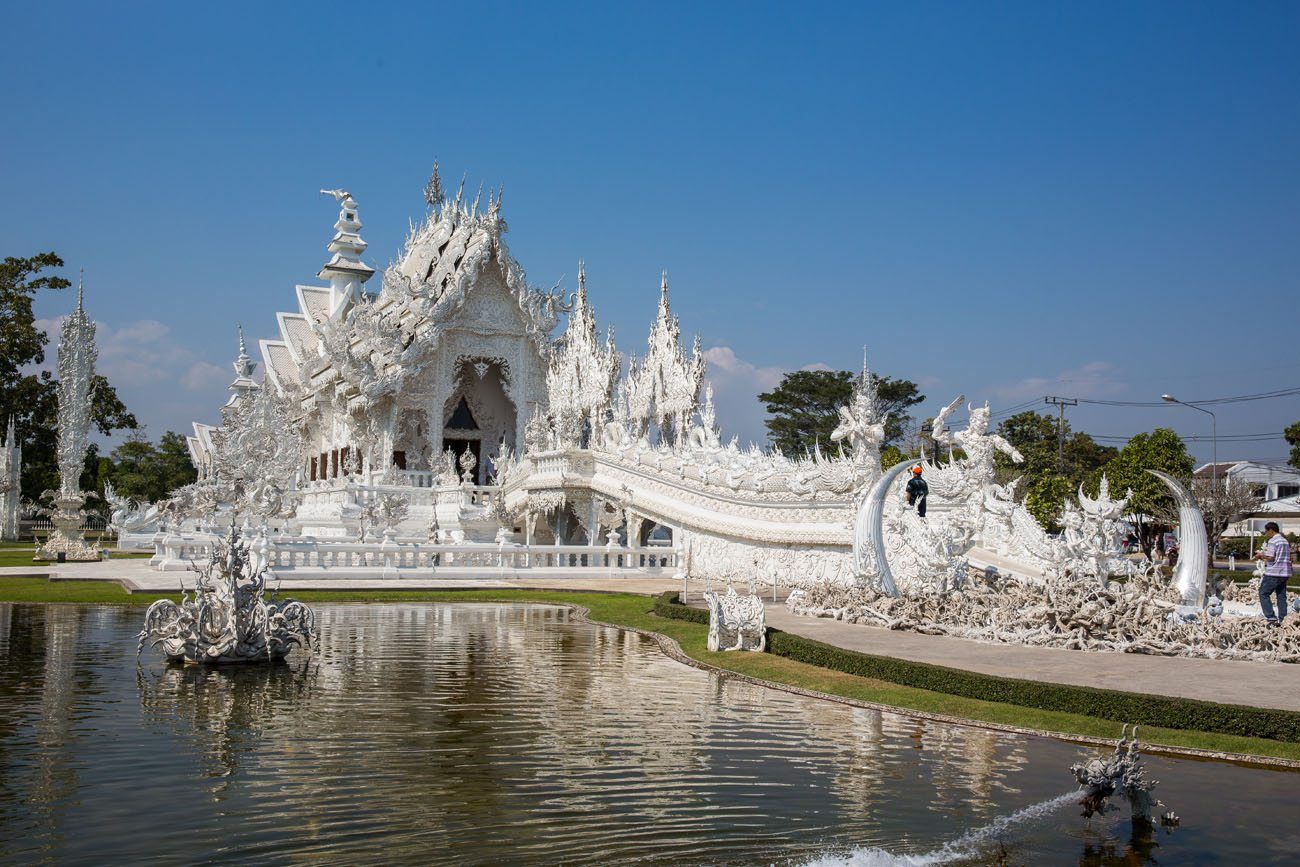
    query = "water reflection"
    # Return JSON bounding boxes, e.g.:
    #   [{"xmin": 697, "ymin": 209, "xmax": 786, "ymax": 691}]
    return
[
  {"xmin": 0, "ymin": 602, "xmax": 1296, "ymax": 865},
  {"xmin": 137, "ymin": 661, "xmax": 315, "ymax": 790}
]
